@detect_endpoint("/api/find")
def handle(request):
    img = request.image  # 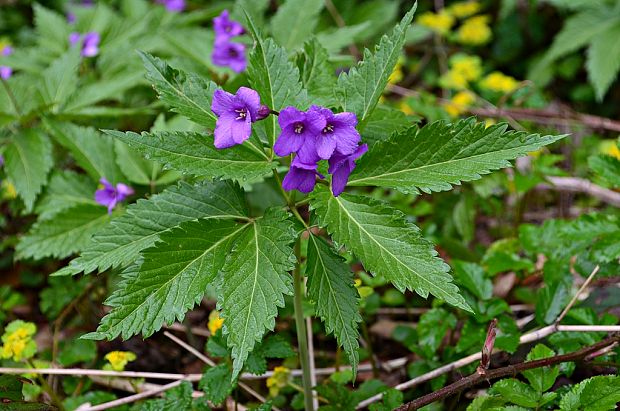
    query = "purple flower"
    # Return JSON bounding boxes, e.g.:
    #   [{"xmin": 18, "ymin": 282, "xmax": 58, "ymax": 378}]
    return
[
  {"xmin": 0, "ymin": 45, "xmax": 13, "ymax": 80},
  {"xmin": 95, "ymin": 178, "xmax": 134, "ymax": 214},
  {"xmin": 211, "ymin": 87, "xmax": 261, "ymax": 149},
  {"xmin": 308, "ymin": 106, "xmax": 361, "ymax": 160},
  {"xmin": 69, "ymin": 32, "xmax": 100, "ymax": 57},
  {"xmin": 282, "ymin": 157, "xmax": 324, "ymax": 194},
  {"xmin": 274, "ymin": 107, "xmax": 326, "ymax": 160},
  {"xmin": 67, "ymin": 12, "xmax": 76, "ymax": 24},
  {"xmin": 214, "ymin": 10, "xmax": 244, "ymax": 39},
  {"xmin": 0, "ymin": 155, "xmax": 4, "ymax": 168},
  {"xmin": 328, "ymin": 144, "xmax": 368, "ymax": 196},
  {"xmin": 211, "ymin": 40, "xmax": 246, "ymax": 73},
  {"xmin": 156, "ymin": 0, "xmax": 186, "ymax": 12}
]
